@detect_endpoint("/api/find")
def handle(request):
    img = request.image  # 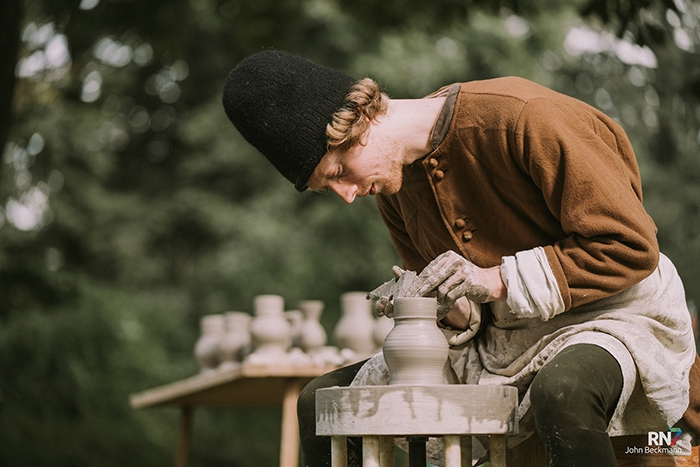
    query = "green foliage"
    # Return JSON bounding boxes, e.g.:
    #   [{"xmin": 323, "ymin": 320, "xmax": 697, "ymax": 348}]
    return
[
  {"xmin": 1, "ymin": 0, "xmax": 699, "ymax": 465},
  {"xmin": 0, "ymin": 278, "xmax": 194, "ymax": 466}
]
